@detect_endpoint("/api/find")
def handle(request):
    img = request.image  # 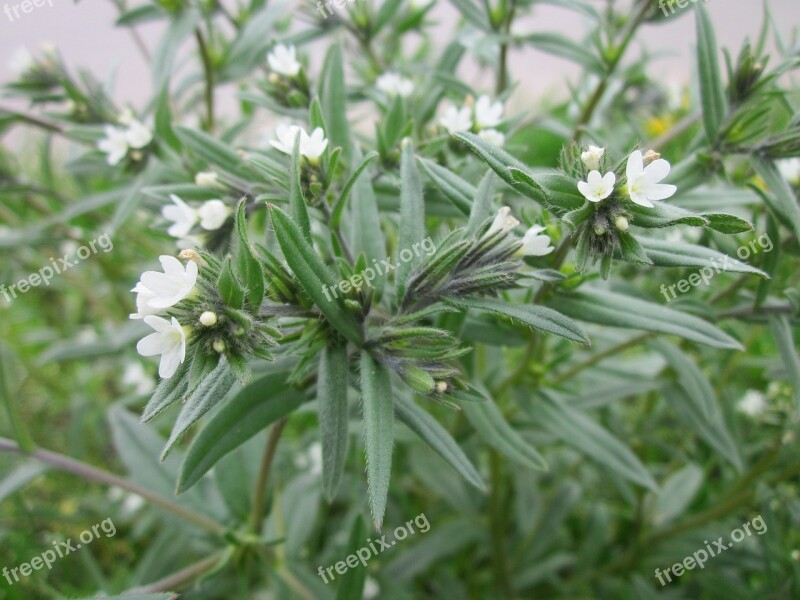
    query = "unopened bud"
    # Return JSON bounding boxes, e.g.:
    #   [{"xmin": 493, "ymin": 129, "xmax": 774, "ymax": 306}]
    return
[
  {"xmin": 199, "ymin": 311, "xmax": 218, "ymax": 327},
  {"xmin": 233, "ymin": 325, "xmax": 245, "ymax": 336},
  {"xmin": 643, "ymin": 150, "xmax": 661, "ymax": 166},
  {"xmin": 213, "ymin": 339, "xmax": 226, "ymax": 353},
  {"xmin": 614, "ymin": 216, "xmax": 629, "ymax": 231},
  {"xmin": 594, "ymin": 223, "xmax": 607, "ymax": 236},
  {"xmin": 581, "ymin": 145, "xmax": 605, "ymax": 171},
  {"xmin": 179, "ymin": 249, "xmax": 203, "ymax": 264},
  {"xmin": 435, "ymin": 381, "xmax": 448, "ymax": 394},
  {"xmin": 130, "ymin": 150, "xmax": 143, "ymax": 162}
]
